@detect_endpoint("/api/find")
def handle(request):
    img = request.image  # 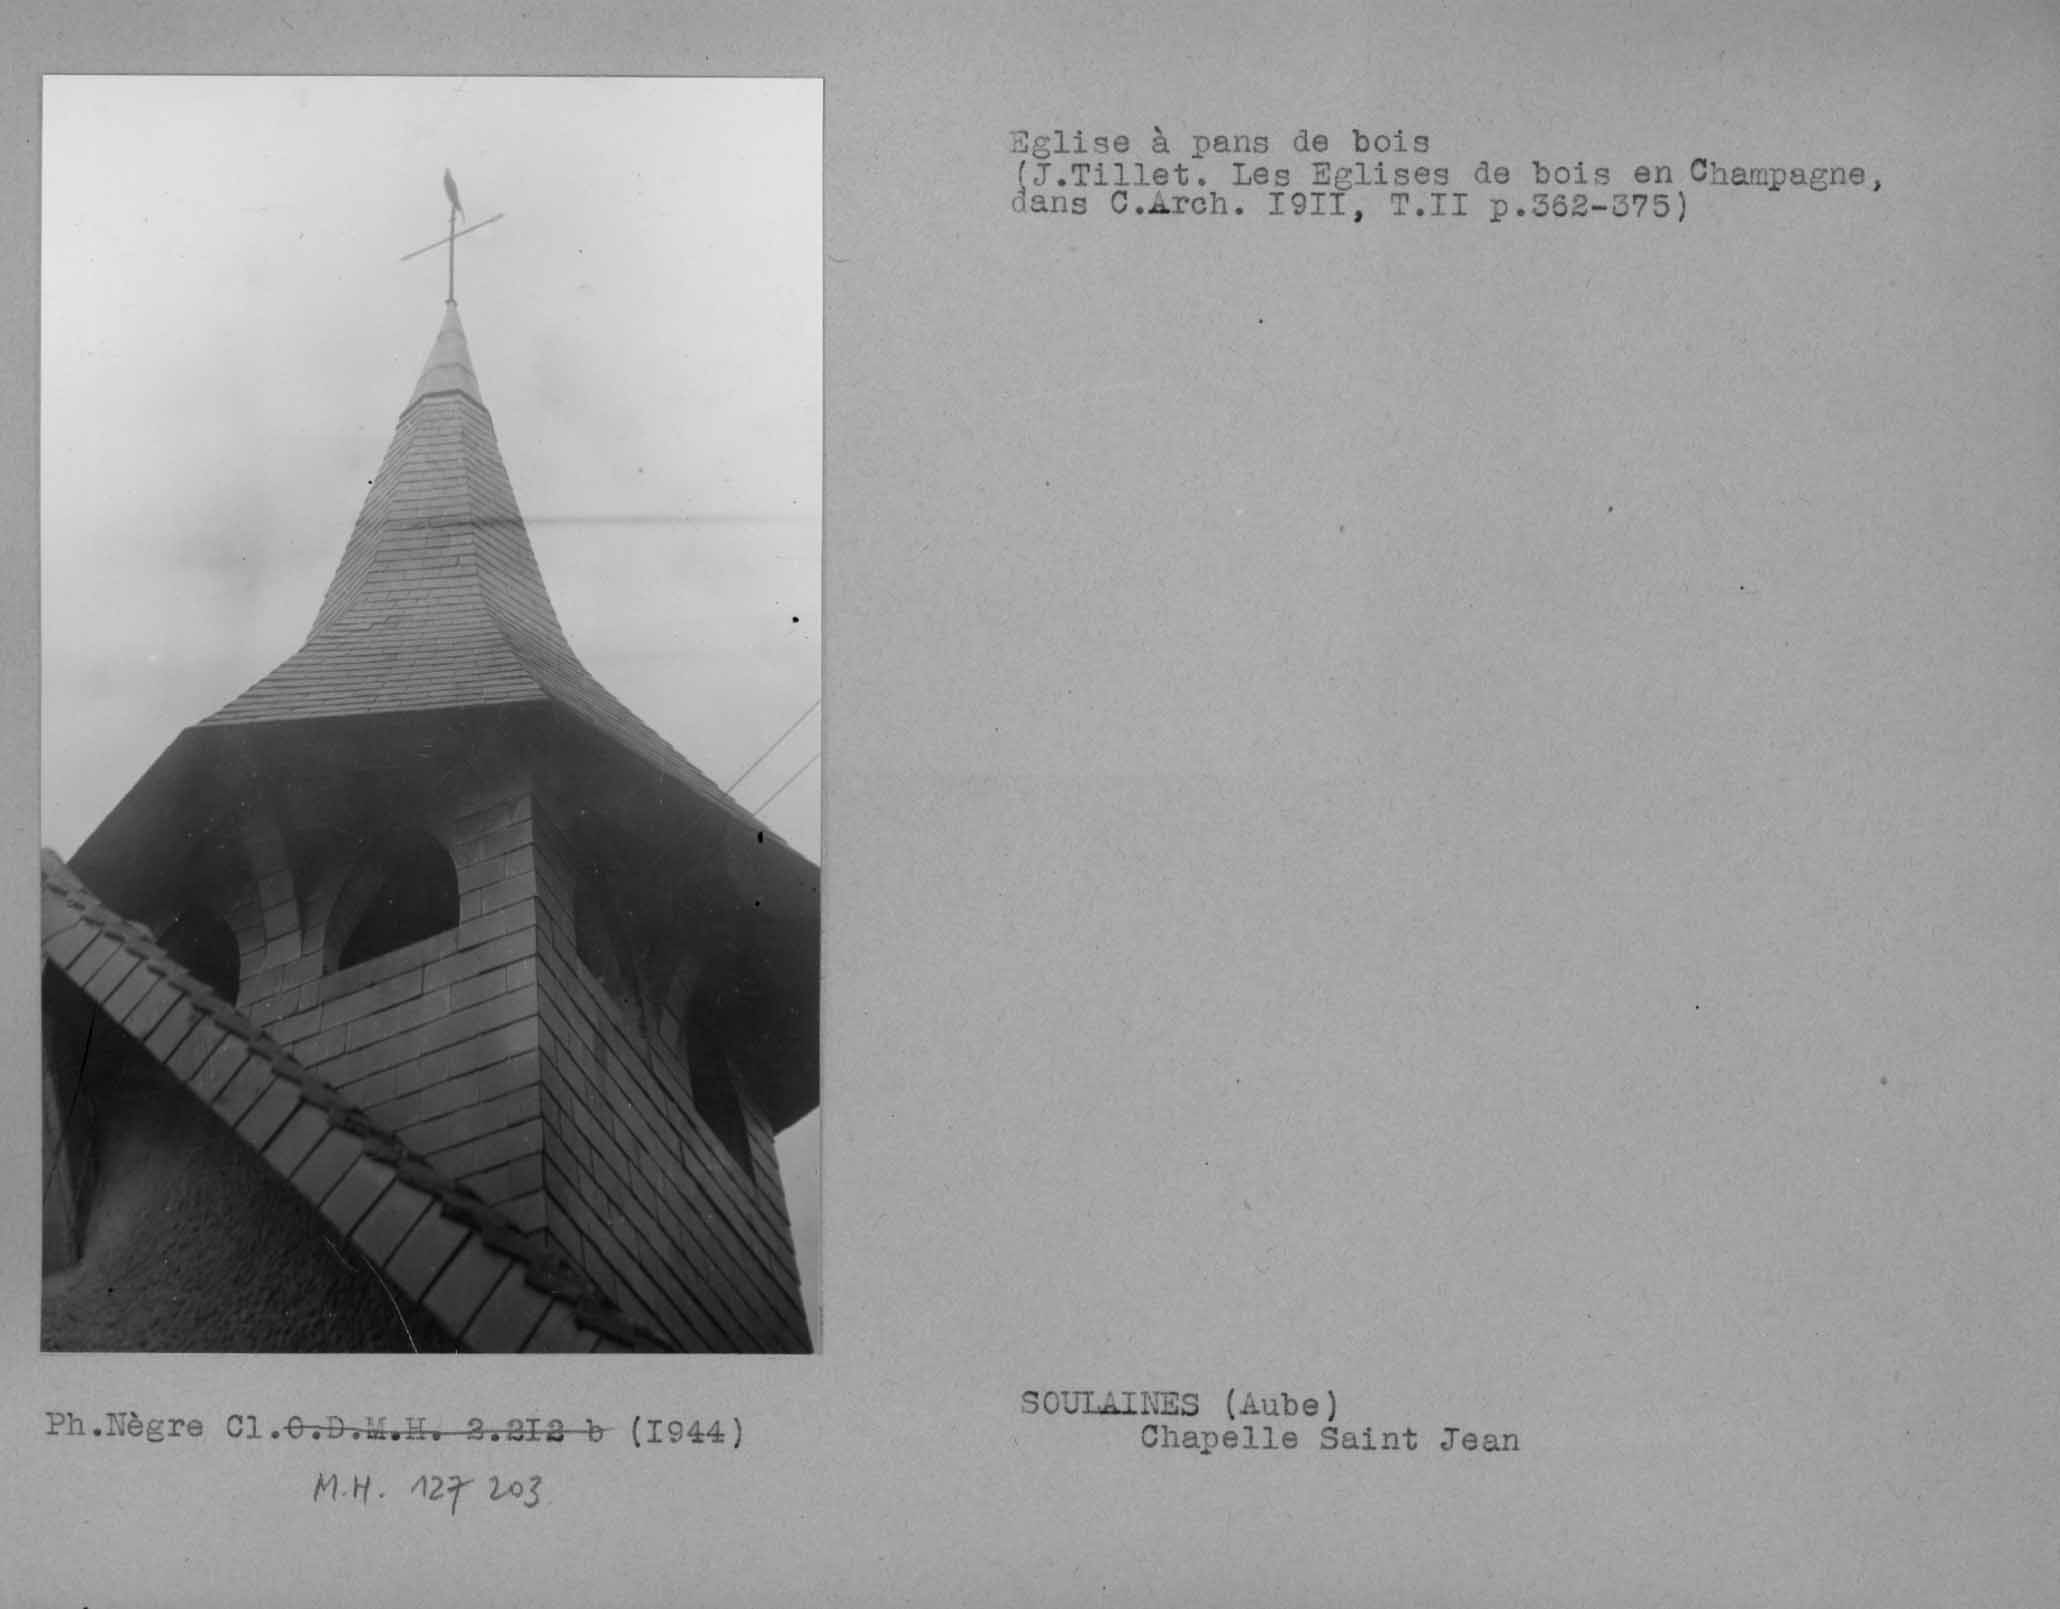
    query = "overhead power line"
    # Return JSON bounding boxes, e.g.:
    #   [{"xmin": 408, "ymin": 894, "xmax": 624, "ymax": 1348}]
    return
[
  {"xmin": 749, "ymin": 752, "xmax": 819, "ymax": 817},
  {"xmin": 724, "ymin": 697, "xmax": 821, "ymax": 795}
]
